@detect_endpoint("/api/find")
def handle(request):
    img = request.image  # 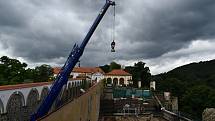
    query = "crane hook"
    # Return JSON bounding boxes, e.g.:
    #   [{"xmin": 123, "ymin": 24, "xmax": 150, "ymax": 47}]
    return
[{"xmin": 111, "ymin": 40, "xmax": 115, "ymax": 52}]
